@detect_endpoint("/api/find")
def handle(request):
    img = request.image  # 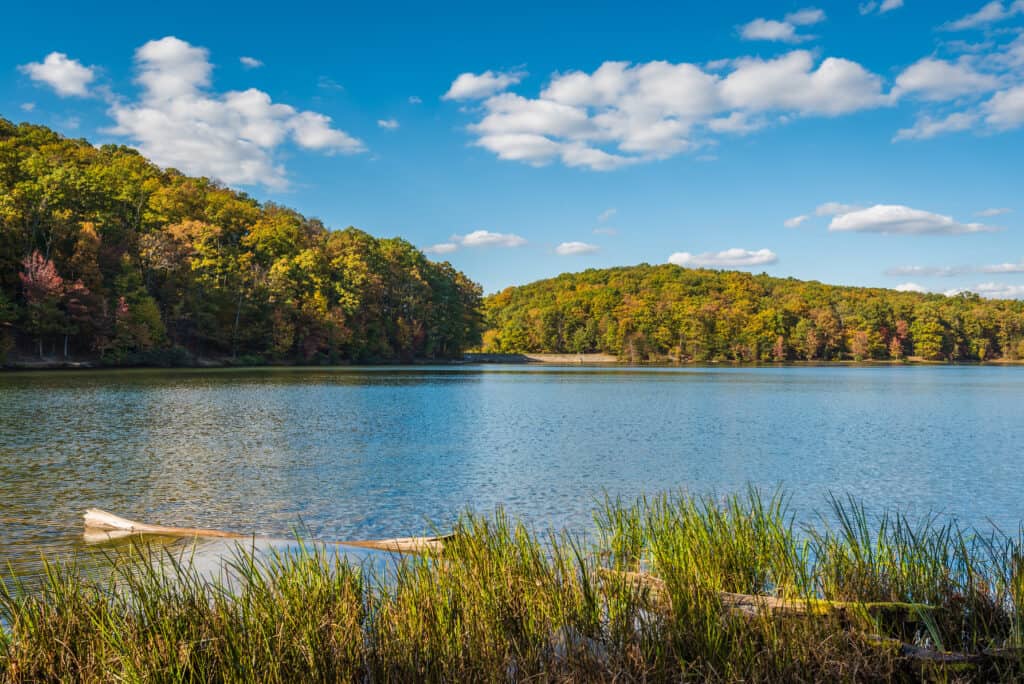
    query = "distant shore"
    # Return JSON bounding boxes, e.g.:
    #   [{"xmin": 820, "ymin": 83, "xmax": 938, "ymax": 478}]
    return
[{"xmin": 5, "ymin": 351, "xmax": 1024, "ymax": 371}]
